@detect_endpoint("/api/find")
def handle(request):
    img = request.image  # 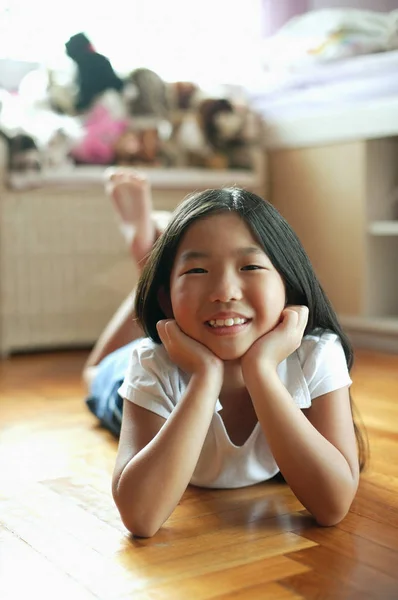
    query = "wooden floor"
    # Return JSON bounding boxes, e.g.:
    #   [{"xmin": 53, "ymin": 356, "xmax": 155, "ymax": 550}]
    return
[{"xmin": 1, "ymin": 348, "xmax": 398, "ymax": 600}]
